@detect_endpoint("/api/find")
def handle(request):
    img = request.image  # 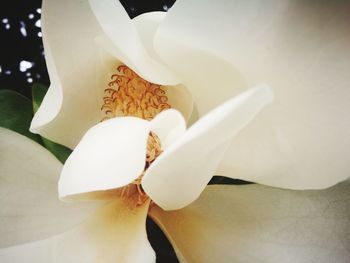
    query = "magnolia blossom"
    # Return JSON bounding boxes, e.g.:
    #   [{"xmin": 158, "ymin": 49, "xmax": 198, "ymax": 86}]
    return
[{"xmin": 1, "ymin": 0, "xmax": 350, "ymax": 262}]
